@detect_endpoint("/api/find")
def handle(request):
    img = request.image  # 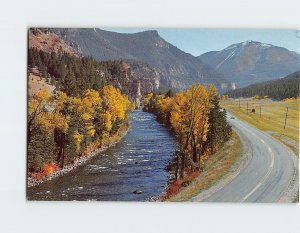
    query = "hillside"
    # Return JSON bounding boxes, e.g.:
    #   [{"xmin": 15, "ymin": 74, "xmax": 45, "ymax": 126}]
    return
[
  {"xmin": 225, "ymin": 71, "xmax": 300, "ymax": 100},
  {"xmin": 199, "ymin": 41, "xmax": 300, "ymax": 88},
  {"xmin": 29, "ymin": 28, "xmax": 80, "ymax": 57},
  {"xmin": 28, "ymin": 68, "xmax": 55, "ymax": 99},
  {"xmin": 28, "ymin": 29, "xmax": 164, "ymax": 104},
  {"xmin": 52, "ymin": 28, "xmax": 228, "ymax": 90}
]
